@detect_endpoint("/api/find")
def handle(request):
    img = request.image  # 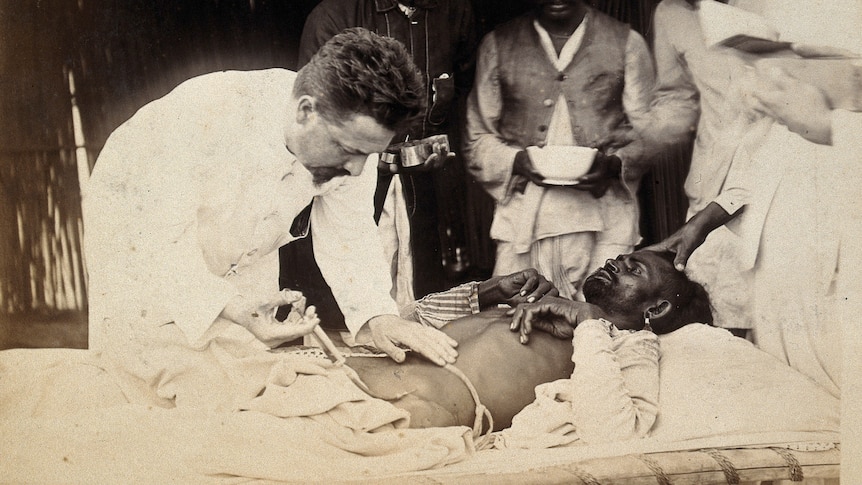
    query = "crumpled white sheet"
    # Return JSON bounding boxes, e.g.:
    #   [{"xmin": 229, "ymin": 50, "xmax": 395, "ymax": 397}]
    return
[
  {"xmin": 0, "ymin": 348, "xmax": 474, "ymax": 483},
  {"xmin": 0, "ymin": 323, "xmax": 842, "ymax": 483}
]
